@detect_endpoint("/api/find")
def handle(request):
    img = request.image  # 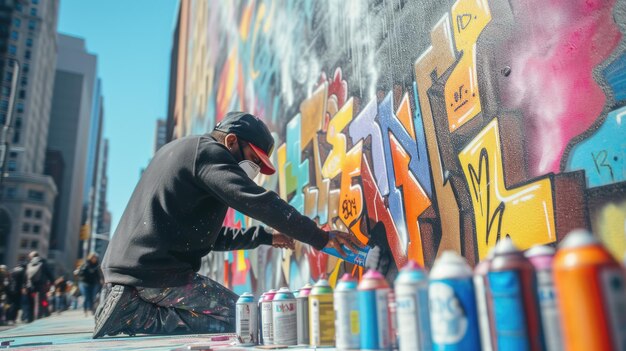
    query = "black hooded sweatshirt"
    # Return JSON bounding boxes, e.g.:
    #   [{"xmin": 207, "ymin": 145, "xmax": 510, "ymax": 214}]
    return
[{"xmin": 102, "ymin": 134, "xmax": 329, "ymax": 288}]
